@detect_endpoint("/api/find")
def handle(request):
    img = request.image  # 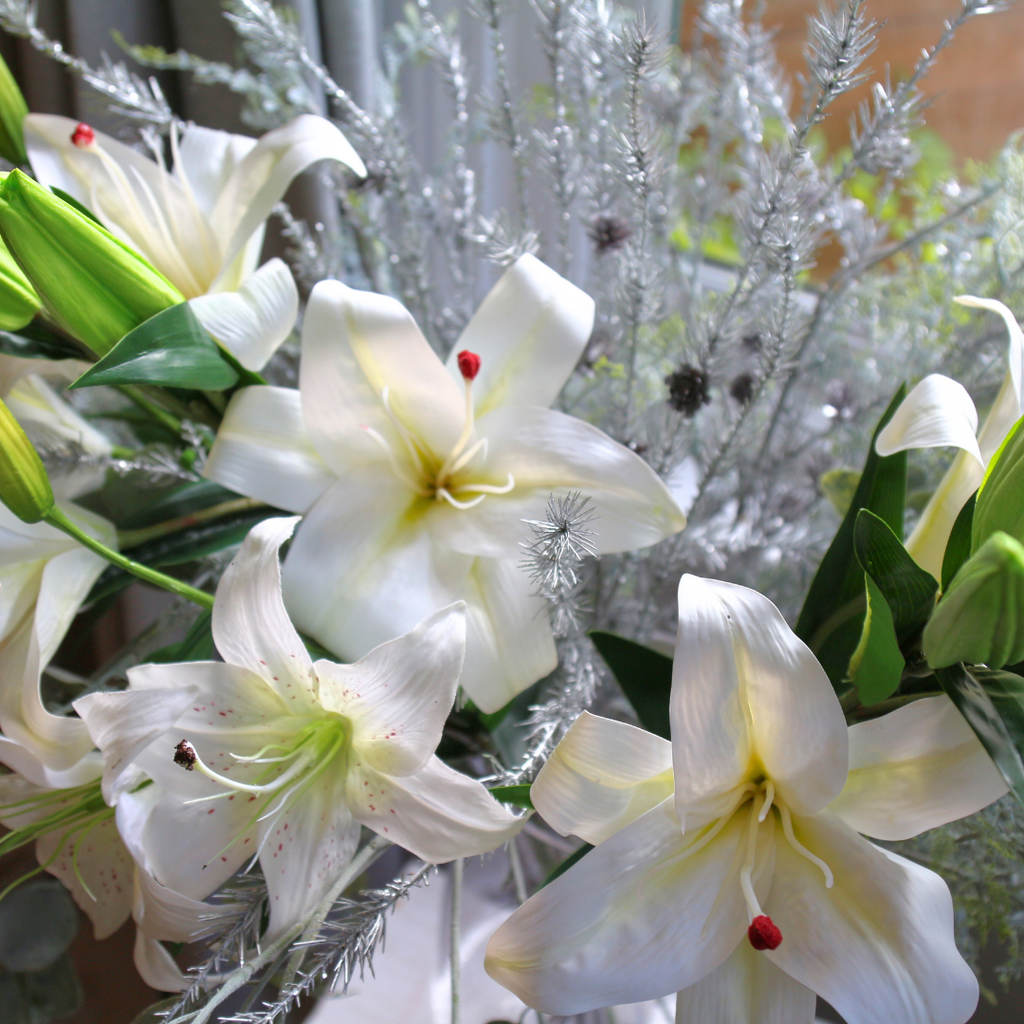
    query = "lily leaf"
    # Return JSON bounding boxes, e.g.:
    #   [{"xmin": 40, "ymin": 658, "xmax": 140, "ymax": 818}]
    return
[
  {"xmin": 936, "ymin": 663, "xmax": 1024, "ymax": 808},
  {"xmin": 853, "ymin": 509, "xmax": 938, "ymax": 648},
  {"xmin": 0, "ymin": 320, "xmax": 85, "ymax": 361},
  {"xmin": 489, "ymin": 785, "xmax": 534, "ymax": 810},
  {"xmin": 796, "ymin": 385, "xmax": 907, "ymax": 690},
  {"xmin": 971, "ymin": 666, "xmax": 1024, "ymax": 755},
  {"xmin": 941, "ymin": 492, "xmax": 976, "ymax": 592},
  {"xmin": 589, "ymin": 630, "xmax": 672, "ymax": 740},
  {"xmin": 149, "ymin": 609, "xmax": 214, "ymax": 664},
  {"xmin": 847, "ymin": 574, "xmax": 904, "ymax": 705},
  {"xmin": 69, "ymin": 302, "xmax": 238, "ymax": 391}
]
